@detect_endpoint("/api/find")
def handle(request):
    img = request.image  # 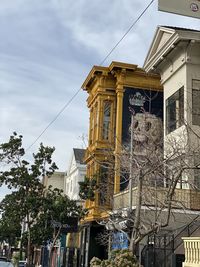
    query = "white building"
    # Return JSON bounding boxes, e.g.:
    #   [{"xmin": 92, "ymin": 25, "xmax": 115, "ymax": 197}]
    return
[
  {"xmin": 144, "ymin": 26, "xmax": 200, "ymax": 189},
  {"xmin": 140, "ymin": 26, "xmax": 200, "ymax": 266},
  {"xmin": 64, "ymin": 148, "xmax": 86, "ymax": 200},
  {"xmin": 43, "ymin": 171, "xmax": 65, "ymax": 191}
]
